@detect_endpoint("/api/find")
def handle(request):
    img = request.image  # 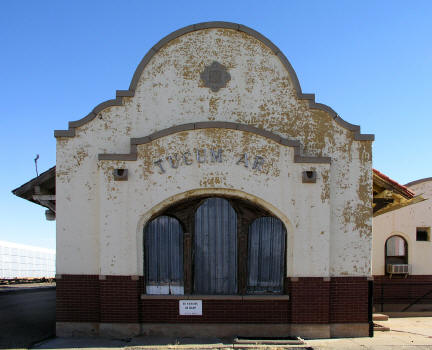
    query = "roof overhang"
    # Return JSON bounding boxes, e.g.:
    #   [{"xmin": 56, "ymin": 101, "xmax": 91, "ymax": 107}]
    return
[
  {"xmin": 12, "ymin": 166, "xmax": 56, "ymax": 219},
  {"xmin": 373, "ymin": 169, "xmax": 423, "ymax": 216}
]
